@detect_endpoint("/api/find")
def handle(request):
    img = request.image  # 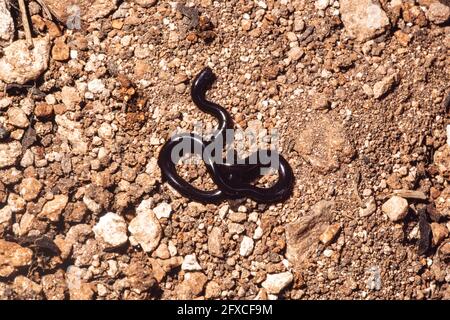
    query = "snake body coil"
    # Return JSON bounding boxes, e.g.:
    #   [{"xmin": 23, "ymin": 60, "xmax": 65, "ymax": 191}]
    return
[{"xmin": 158, "ymin": 68, "xmax": 294, "ymax": 203}]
